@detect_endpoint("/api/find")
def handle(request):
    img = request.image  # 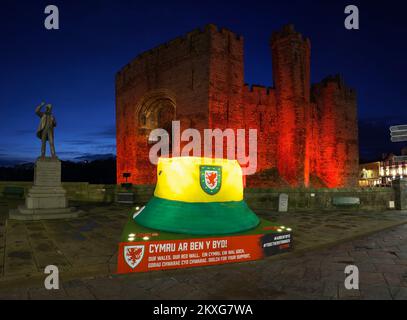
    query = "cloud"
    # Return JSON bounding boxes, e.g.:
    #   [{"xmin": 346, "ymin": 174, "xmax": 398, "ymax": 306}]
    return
[
  {"xmin": 63, "ymin": 139, "xmax": 96, "ymax": 146},
  {"xmin": 0, "ymin": 156, "xmax": 34, "ymax": 167},
  {"xmin": 89, "ymin": 125, "xmax": 116, "ymax": 138},
  {"xmin": 57, "ymin": 151, "xmax": 83, "ymax": 156},
  {"xmin": 61, "ymin": 125, "xmax": 116, "ymax": 148},
  {"xmin": 73, "ymin": 153, "xmax": 116, "ymax": 161},
  {"xmin": 0, "ymin": 153, "xmax": 116, "ymax": 166},
  {"xmin": 99, "ymin": 143, "xmax": 116, "ymax": 150},
  {"xmin": 15, "ymin": 129, "xmax": 34, "ymax": 135},
  {"xmin": 56, "ymin": 141, "xmax": 116, "ymax": 161}
]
